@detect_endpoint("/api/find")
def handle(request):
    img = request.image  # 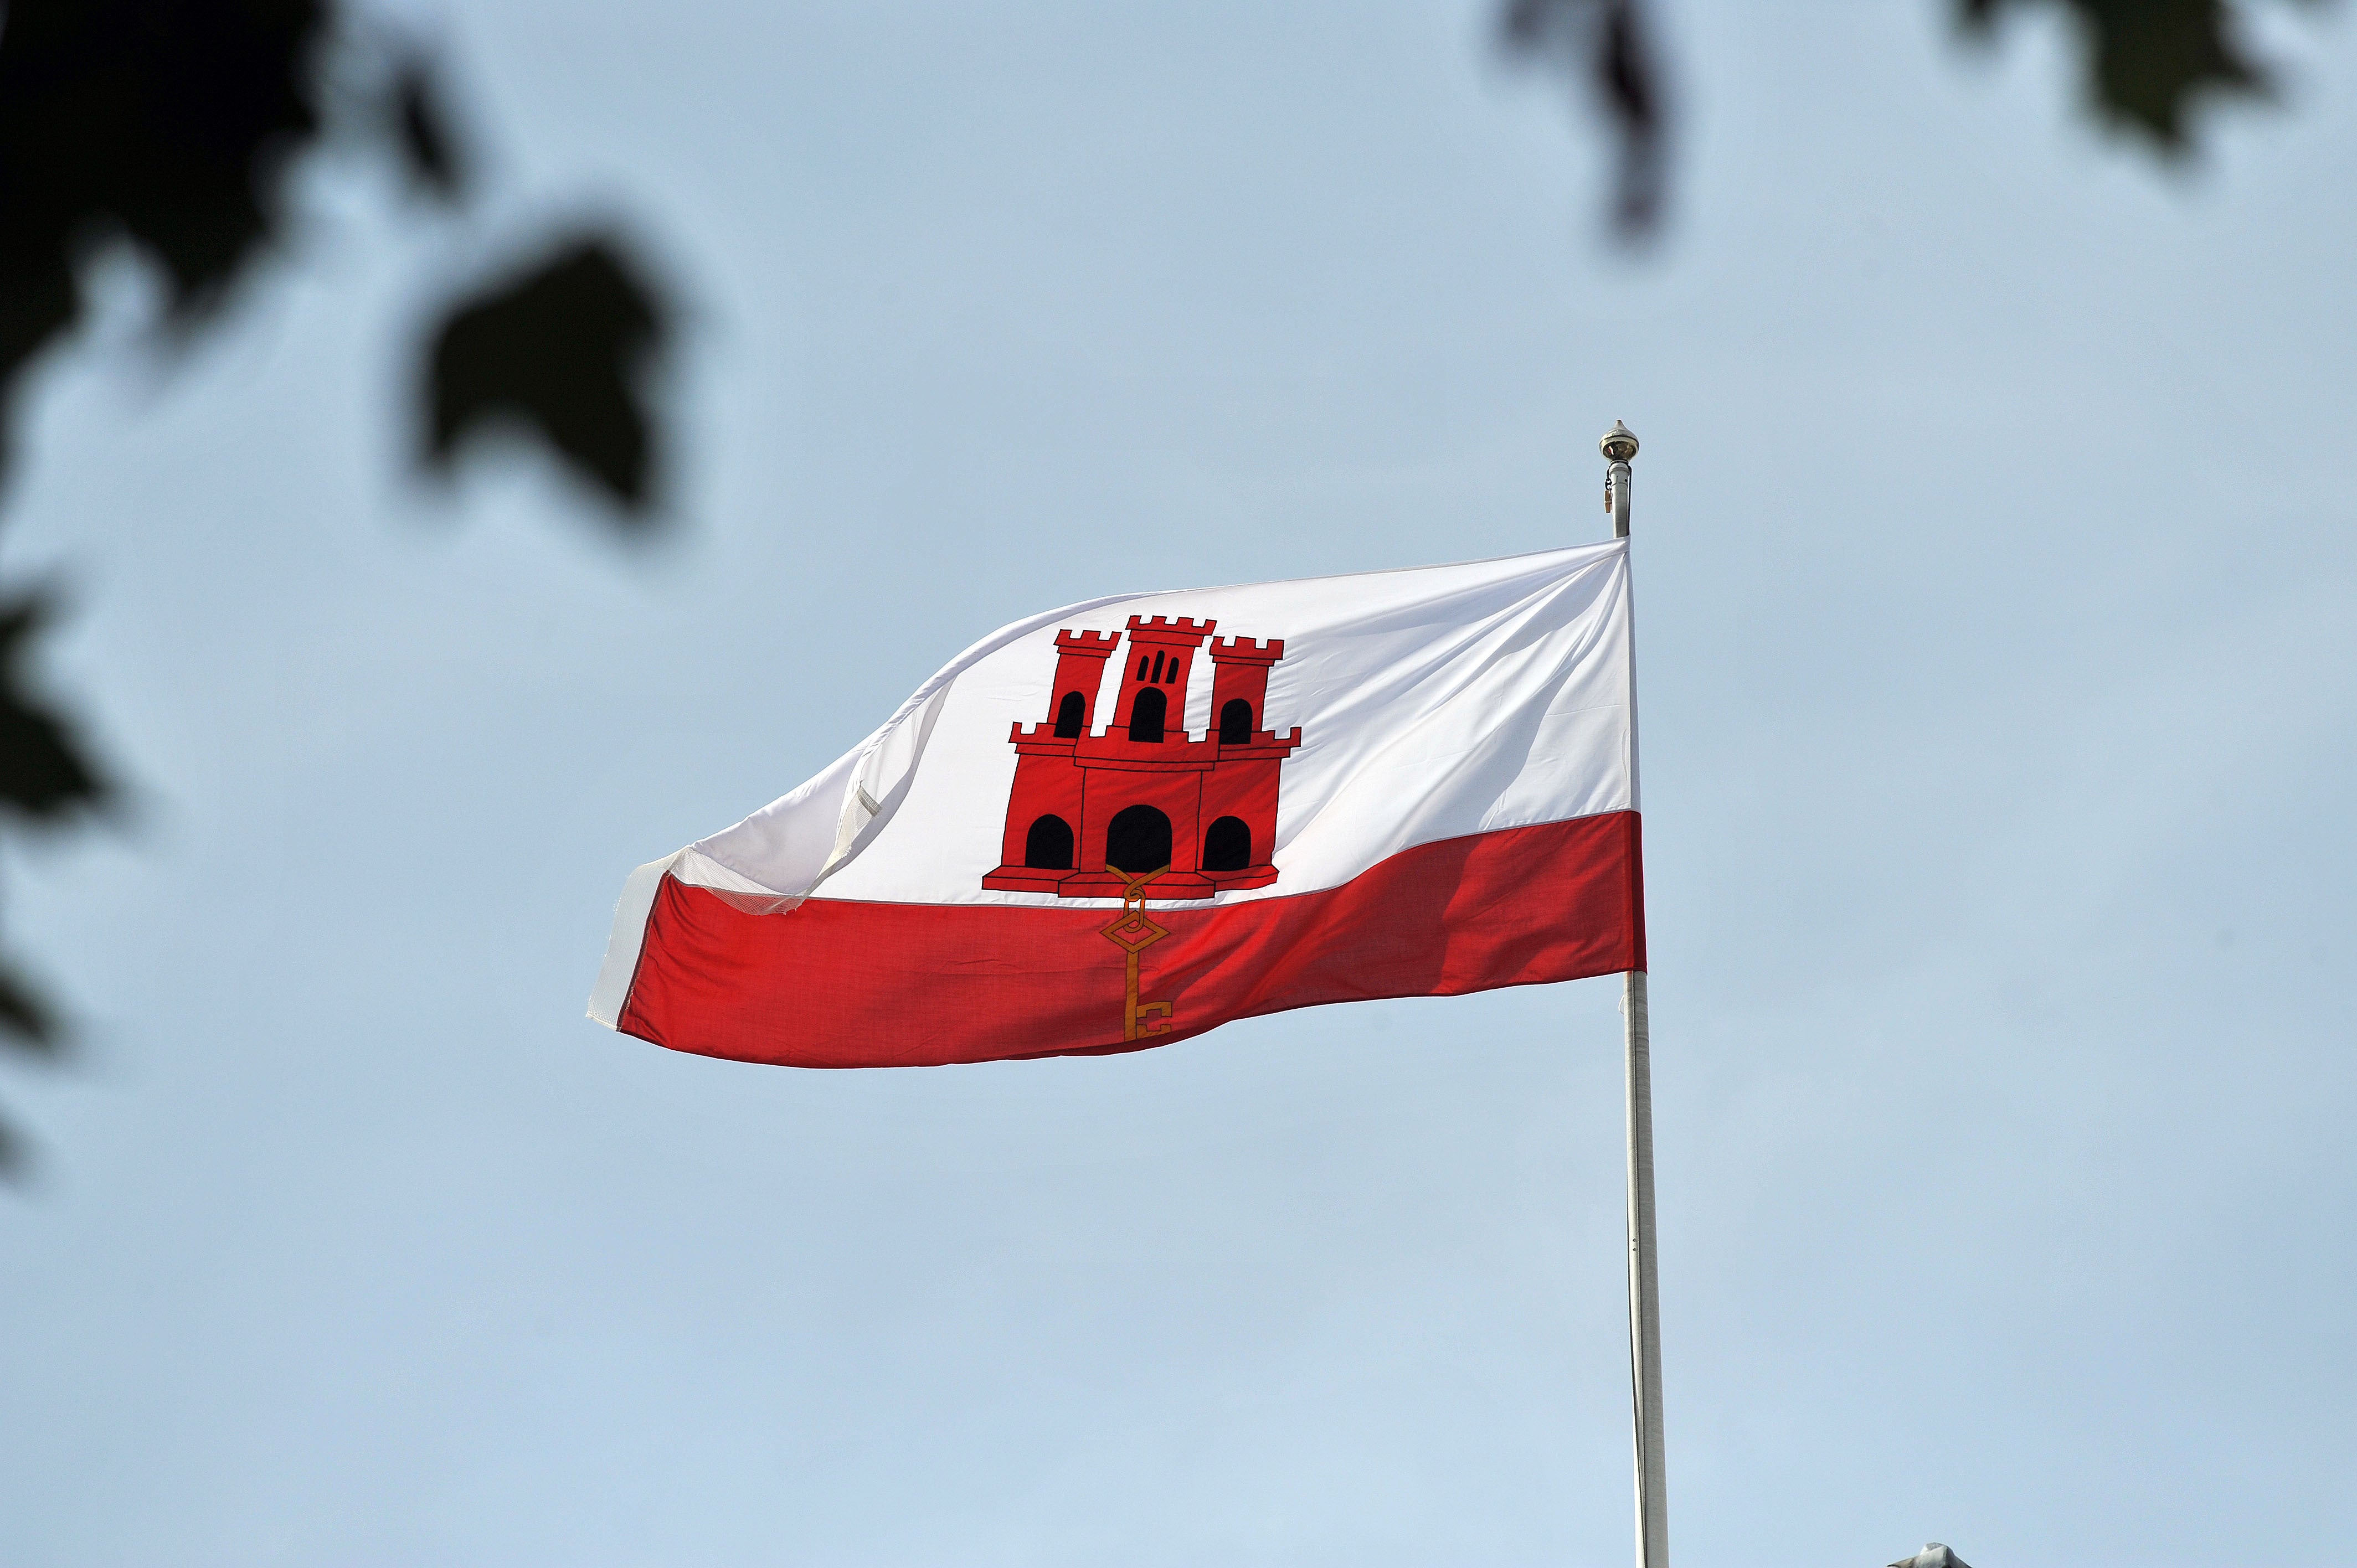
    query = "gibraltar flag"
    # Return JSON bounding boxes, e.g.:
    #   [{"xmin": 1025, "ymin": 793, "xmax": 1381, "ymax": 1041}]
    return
[{"xmin": 589, "ymin": 541, "xmax": 1643, "ymax": 1067}]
